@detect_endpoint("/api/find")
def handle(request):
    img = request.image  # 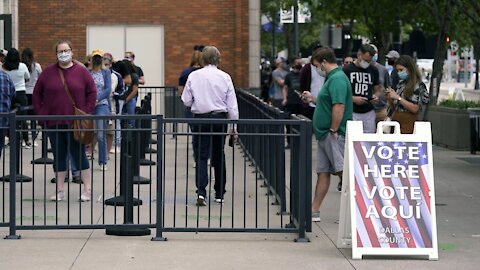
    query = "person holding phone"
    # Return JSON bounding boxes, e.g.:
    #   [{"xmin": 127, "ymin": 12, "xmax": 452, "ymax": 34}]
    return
[
  {"xmin": 302, "ymin": 47, "xmax": 353, "ymax": 222},
  {"xmin": 385, "ymin": 55, "xmax": 429, "ymax": 134},
  {"xmin": 343, "ymin": 44, "xmax": 381, "ymax": 134}
]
